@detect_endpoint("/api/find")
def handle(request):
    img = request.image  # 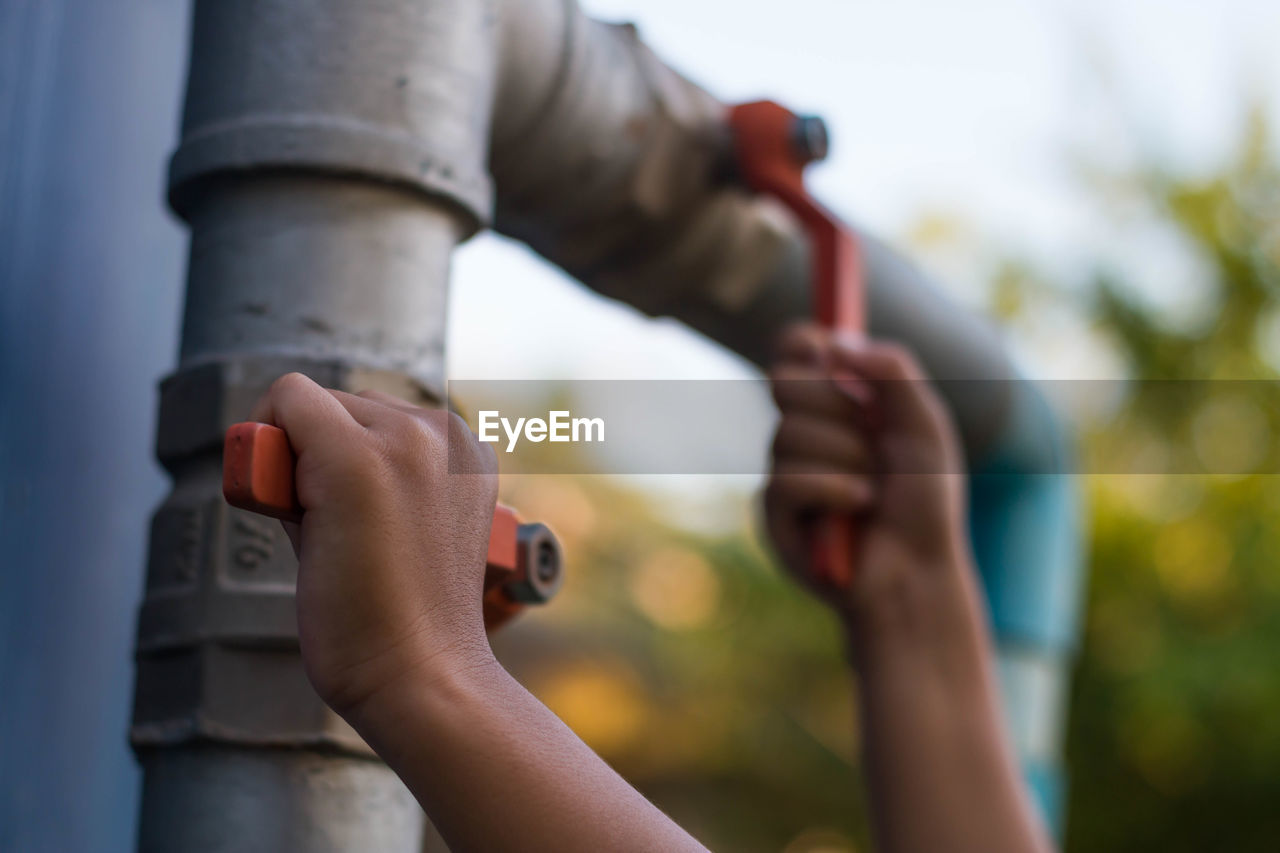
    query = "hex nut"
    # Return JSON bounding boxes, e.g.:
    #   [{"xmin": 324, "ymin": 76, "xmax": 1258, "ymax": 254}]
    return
[
  {"xmin": 505, "ymin": 523, "xmax": 564, "ymax": 604},
  {"xmin": 790, "ymin": 114, "xmax": 830, "ymax": 165}
]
